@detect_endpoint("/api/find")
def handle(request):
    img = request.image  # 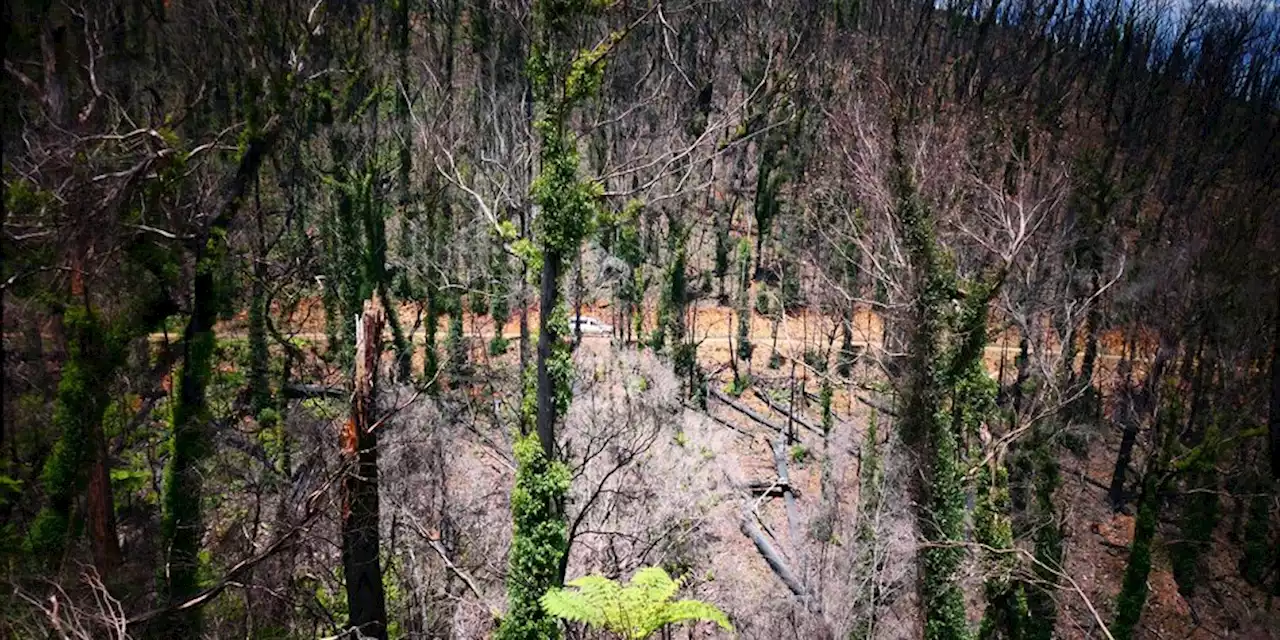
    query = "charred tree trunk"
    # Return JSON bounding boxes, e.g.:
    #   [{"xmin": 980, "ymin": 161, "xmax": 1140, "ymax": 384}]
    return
[
  {"xmin": 519, "ymin": 208, "xmax": 532, "ymax": 373},
  {"xmin": 573, "ymin": 249, "xmax": 584, "ymax": 348},
  {"xmin": 535, "ymin": 250, "xmax": 563, "ymax": 459},
  {"xmin": 1109, "ymin": 402, "xmax": 1140, "ymax": 512},
  {"xmin": 248, "ymin": 184, "xmax": 271, "ymax": 417},
  {"xmin": 342, "ymin": 301, "xmax": 389, "ymax": 640},
  {"xmin": 1110, "ymin": 332, "xmax": 1175, "ymax": 512},
  {"xmin": 1078, "ymin": 273, "xmax": 1103, "ymax": 389},
  {"xmin": 1270, "ymin": 288, "xmax": 1280, "ymax": 480}
]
